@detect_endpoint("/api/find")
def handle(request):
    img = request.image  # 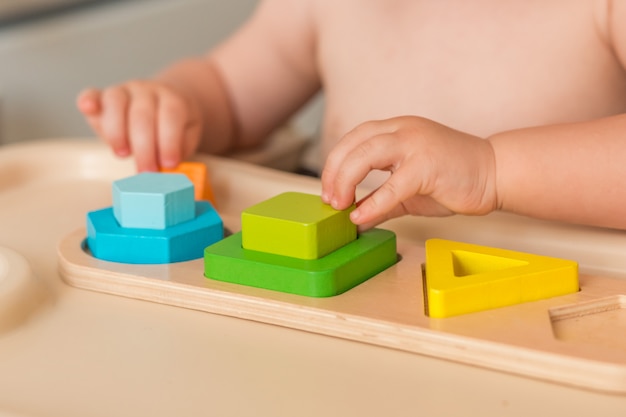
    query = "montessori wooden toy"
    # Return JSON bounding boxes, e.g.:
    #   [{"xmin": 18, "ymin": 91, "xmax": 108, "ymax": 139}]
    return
[
  {"xmin": 58, "ymin": 229, "xmax": 626, "ymax": 394},
  {"xmin": 422, "ymin": 239, "xmax": 580, "ymax": 318},
  {"xmin": 205, "ymin": 191, "xmax": 397, "ymax": 297},
  {"xmin": 113, "ymin": 172, "xmax": 194, "ymax": 229},
  {"xmin": 55, "ymin": 151, "xmax": 626, "ymax": 395},
  {"xmin": 88, "ymin": 172, "xmax": 223, "ymax": 264},
  {"xmin": 241, "ymin": 192, "xmax": 357, "ymax": 260},
  {"xmin": 160, "ymin": 161, "xmax": 216, "ymax": 205}
]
